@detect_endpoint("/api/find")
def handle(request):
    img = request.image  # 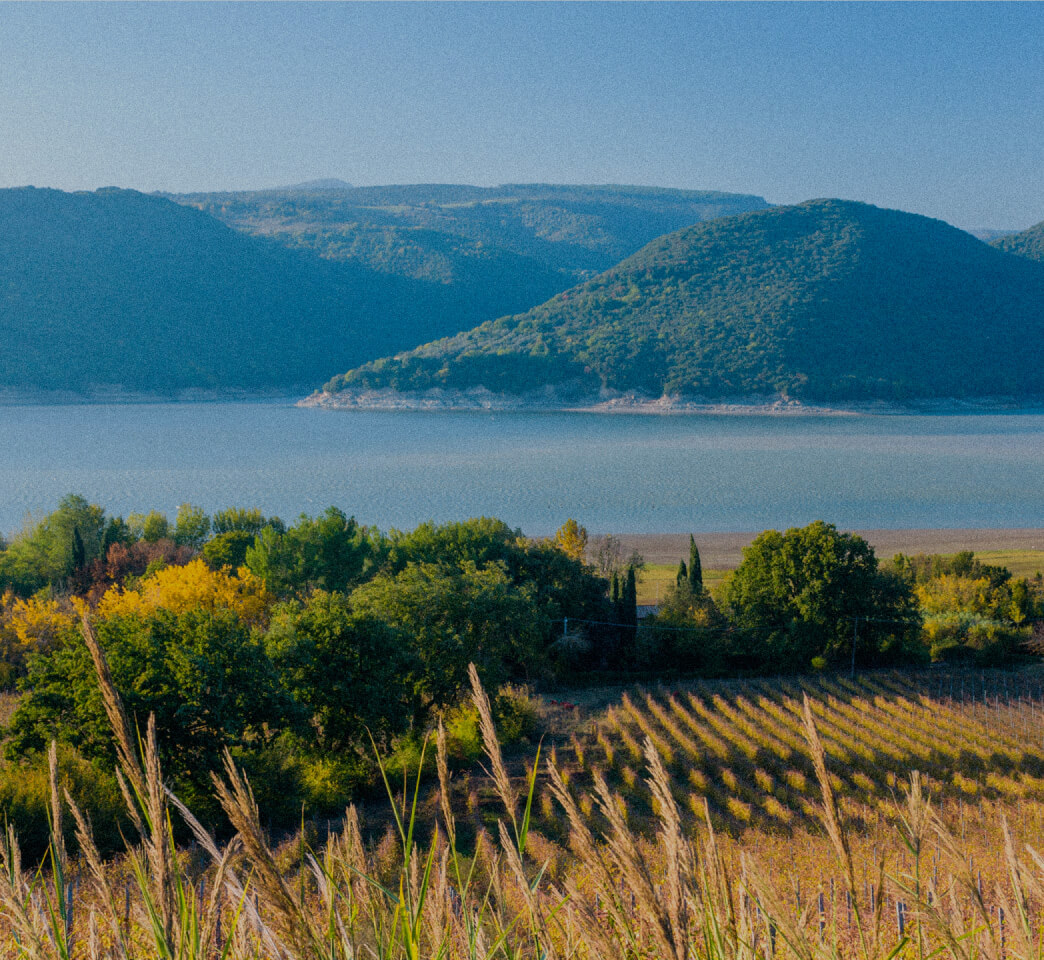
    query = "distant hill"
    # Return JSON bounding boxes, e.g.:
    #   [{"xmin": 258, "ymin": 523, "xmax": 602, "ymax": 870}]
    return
[
  {"xmin": 322, "ymin": 199, "xmax": 1044, "ymax": 404},
  {"xmin": 170, "ymin": 184, "xmax": 771, "ymax": 335},
  {"xmin": 278, "ymin": 178, "xmax": 355, "ymax": 191},
  {"xmin": 992, "ymin": 221, "xmax": 1044, "ymax": 263},
  {"xmin": 0, "ymin": 187, "xmax": 471, "ymax": 394},
  {"xmin": 968, "ymin": 227, "xmax": 1017, "ymax": 242}
]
